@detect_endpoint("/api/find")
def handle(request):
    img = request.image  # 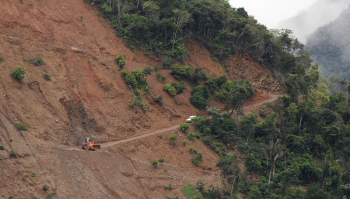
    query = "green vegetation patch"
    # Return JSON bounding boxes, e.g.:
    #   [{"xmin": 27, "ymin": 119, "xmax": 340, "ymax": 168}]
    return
[
  {"xmin": 30, "ymin": 56, "xmax": 46, "ymax": 66},
  {"xmin": 11, "ymin": 67, "xmax": 26, "ymax": 82},
  {"xmin": 182, "ymin": 184, "xmax": 198, "ymax": 199}
]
